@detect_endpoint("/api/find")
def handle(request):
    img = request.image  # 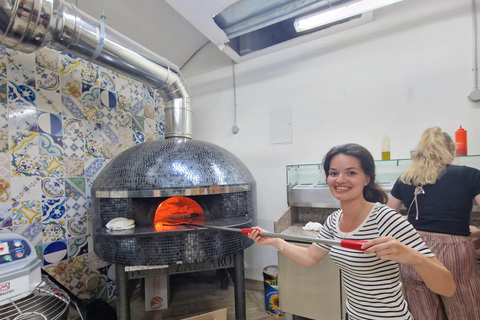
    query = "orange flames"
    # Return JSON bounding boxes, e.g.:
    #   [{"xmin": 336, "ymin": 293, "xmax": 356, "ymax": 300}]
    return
[{"xmin": 154, "ymin": 196, "xmax": 204, "ymax": 232}]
